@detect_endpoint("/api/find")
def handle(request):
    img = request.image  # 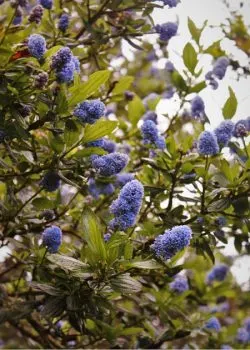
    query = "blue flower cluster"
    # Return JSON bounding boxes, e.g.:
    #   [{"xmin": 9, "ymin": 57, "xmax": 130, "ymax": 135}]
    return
[
  {"xmin": 39, "ymin": 0, "xmax": 53, "ymax": 9},
  {"xmin": 206, "ymin": 264, "xmax": 228, "ymax": 283},
  {"xmin": 164, "ymin": 86, "xmax": 175, "ymax": 100},
  {"xmin": 87, "ymin": 138, "xmax": 116, "ymax": 153},
  {"xmin": 116, "ymin": 173, "xmax": 135, "ymax": 187},
  {"xmin": 40, "ymin": 171, "xmax": 60, "ymax": 192},
  {"xmin": 103, "ymin": 139, "xmax": 116, "ymax": 153},
  {"xmin": 74, "ymin": 100, "xmax": 105, "ymax": 124},
  {"xmin": 18, "ymin": 0, "xmax": 28, "ymax": 7},
  {"xmin": 109, "ymin": 180, "xmax": 144, "ymax": 231},
  {"xmin": 28, "ymin": 5, "xmax": 43, "ymax": 24},
  {"xmin": 28, "ymin": 34, "xmax": 47, "ymax": 59},
  {"xmin": 237, "ymin": 328, "xmax": 249, "ymax": 344},
  {"xmin": 58, "ymin": 13, "xmax": 69, "ymax": 32},
  {"xmin": 236, "ymin": 318, "xmax": 250, "ymax": 344},
  {"xmin": 51, "ymin": 47, "xmax": 80, "ymax": 83},
  {"xmin": 165, "ymin": 60, "xmax": 175, "ymax": 72},
  {"xmin": 215, "ymin": 216, "xmax": 227, "ymax": 227},
  {"xmin": 206, "ymin": 56, "xmax": 229, "ymax": 89},
  {"xmin": 143, "ymin": 111, "xmax": 158, "ymax": 124},
  {"xmin": 151, "ymin": 225, "xmax": 192, "ymax": 260},
  {"xmin": 170, "ymin": 275, "xmax": 189, "ymax": 293},
  {"xmin": 197, "ymin": 131, "xmax": 219, "ymax": 156},
  {"xmin": 214, "ymin": 120, "xmax": 234, "ymax": 147},
  {"xmin": 191, "ymin": 96, "xmax": 205, "ymax": 119},
  {"xmin": 92, "ymin": 153, "xmax": 129, "ymax": 177},
  {"xmin": 162, "ymin": 0, "xmax": 178, "ymax": 7},
  {"xmin": 205, "ymin": 317, "xmax": 221, "ymax": 332},
  {"xmin": 104, "ymin": 233, "xmax": 111, "ymax": 242},
  {"xmin": 13, "ymin": 11, "xmax": 22, "ymax": 25},
  {"xmin": 155, "ymin": 22, "xmax": 178, "ymax": 41},
  {"xmin": 141, "ymin": 120, "xmax": 166, "ymax": 150},
  {"xmin": 42, "ymin": 225, "xmax": 62, "ymax": 253},
  {"xmin": 213, "ymin": 57, "xmax": 229, "ymax": 79},
  {"xmin": 233, "ymin": 119, "xmax": 249, "ymax": 138},
  {"xmin": 88, "ymin": 178, "xmax": 114, "ymax": 199}
]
